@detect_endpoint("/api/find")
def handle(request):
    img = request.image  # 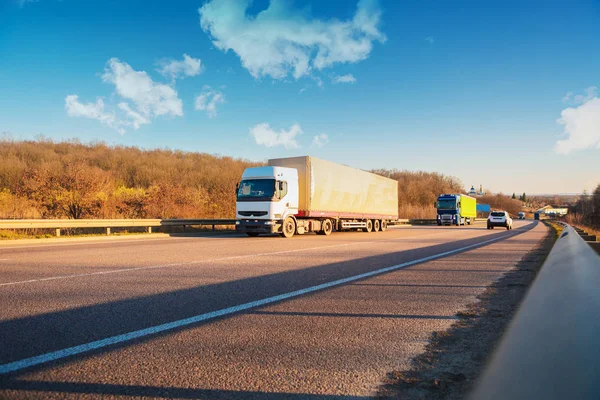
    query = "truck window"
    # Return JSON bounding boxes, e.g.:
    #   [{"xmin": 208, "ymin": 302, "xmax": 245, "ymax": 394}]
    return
[
  {"xmin": 437, "ymin": 199, "xmax": 456, "ymax": 209},
  {"xmin": 276, "ymin": 181, "xmax": 288, "ymax": 200},
  {"xmin": 237, "ymin": 179, "xmax": 276, "ymax": 201}
]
